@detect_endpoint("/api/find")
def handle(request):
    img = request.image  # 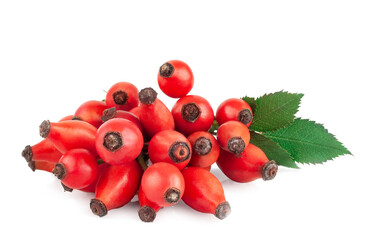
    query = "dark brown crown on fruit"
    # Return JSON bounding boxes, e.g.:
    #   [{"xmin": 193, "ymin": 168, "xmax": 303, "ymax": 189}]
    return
[
  {"xmin": 169, "ymin": 141, "xmax": 191, "ymax": 163},
  {"xmin": 227, "ymin": 137, "xmax": 245, "ymax": 155},
  {"xmin": 164, "ymin": 187, "xmax": 181, "ymax": 204},
  {"xmin": 238, "ymin": 109, "xmax": 253, "ymax": 125},
  {"xmin": 194, "ymin": 137, "xmax": 212, "ymax": 156},
  {"xmin": 159, "ymin": 62, "xmax": 174, "ymax": 78},
  {"xmin": 103, "ymin": 131, "xmax": 123, "ymax": 152},
  {"xmin": 101, "ymin": 107, "xmax": 117, "ymax": 122},
  {"xmin": 262, "ymin": 160, "xmax": 278, "ymax": 181},
  {"xmin": 139, "ymin": 88, "xmax": 157, "ymax": 105},
  {"xmin": 181, "ymin": 103, "xmax": 201, "ymax": 123},
  {"xmin": 90, "ymin": 199, "xmax": 108, "ymax": 217},
  {"xmin": 138, "ymin": 206, "xmax": 157, "ymax": 223},
  {"xmin": 113, "ymin": 90, "xmax": 129, "ymax": 105}
]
